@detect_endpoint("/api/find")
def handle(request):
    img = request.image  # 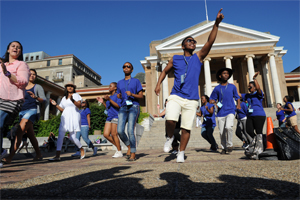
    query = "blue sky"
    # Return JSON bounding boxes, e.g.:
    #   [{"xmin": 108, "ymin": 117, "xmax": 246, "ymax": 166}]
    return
[{"xmin": 1, "ymin": 0, "xmax": 299, "ymax": 85}]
